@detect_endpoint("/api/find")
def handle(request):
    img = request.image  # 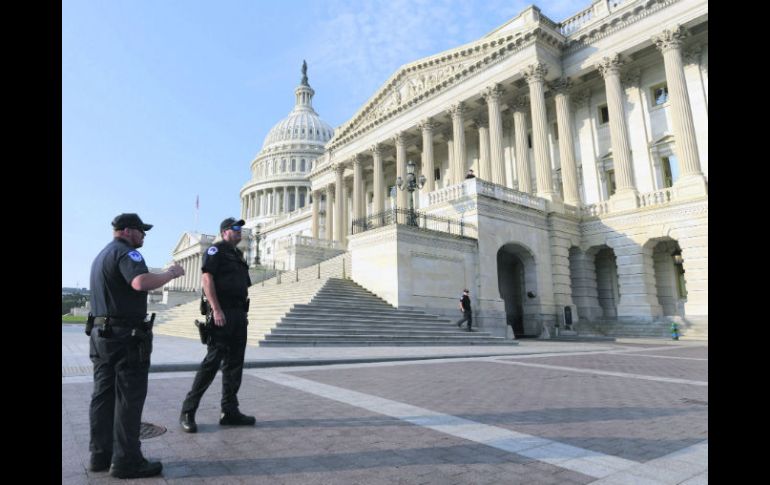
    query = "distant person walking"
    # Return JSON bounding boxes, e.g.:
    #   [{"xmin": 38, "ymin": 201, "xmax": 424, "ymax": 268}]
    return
[
  {"xmin": 180, "ymin": 217, "xmax": 256, "ymax": 433},
  {"xmin": 456, "ymin": 289, "xmax": 473, "ymax": 331},
  {"xmin": 88, "ymin": 213, "xmax": 185, "ymax": 479},
  {"xmin": 465, "ymin": 169, "xmax": 476, "ymax": 179}
]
